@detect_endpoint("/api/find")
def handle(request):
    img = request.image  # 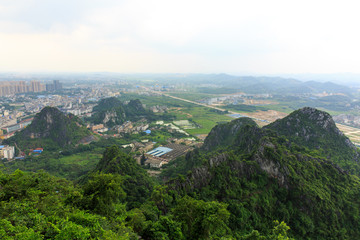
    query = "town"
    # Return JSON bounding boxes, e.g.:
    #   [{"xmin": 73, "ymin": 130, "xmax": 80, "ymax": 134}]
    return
[{"xmin": 0, "ymin": 79, "xmax": 202, "ymax": 168}]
